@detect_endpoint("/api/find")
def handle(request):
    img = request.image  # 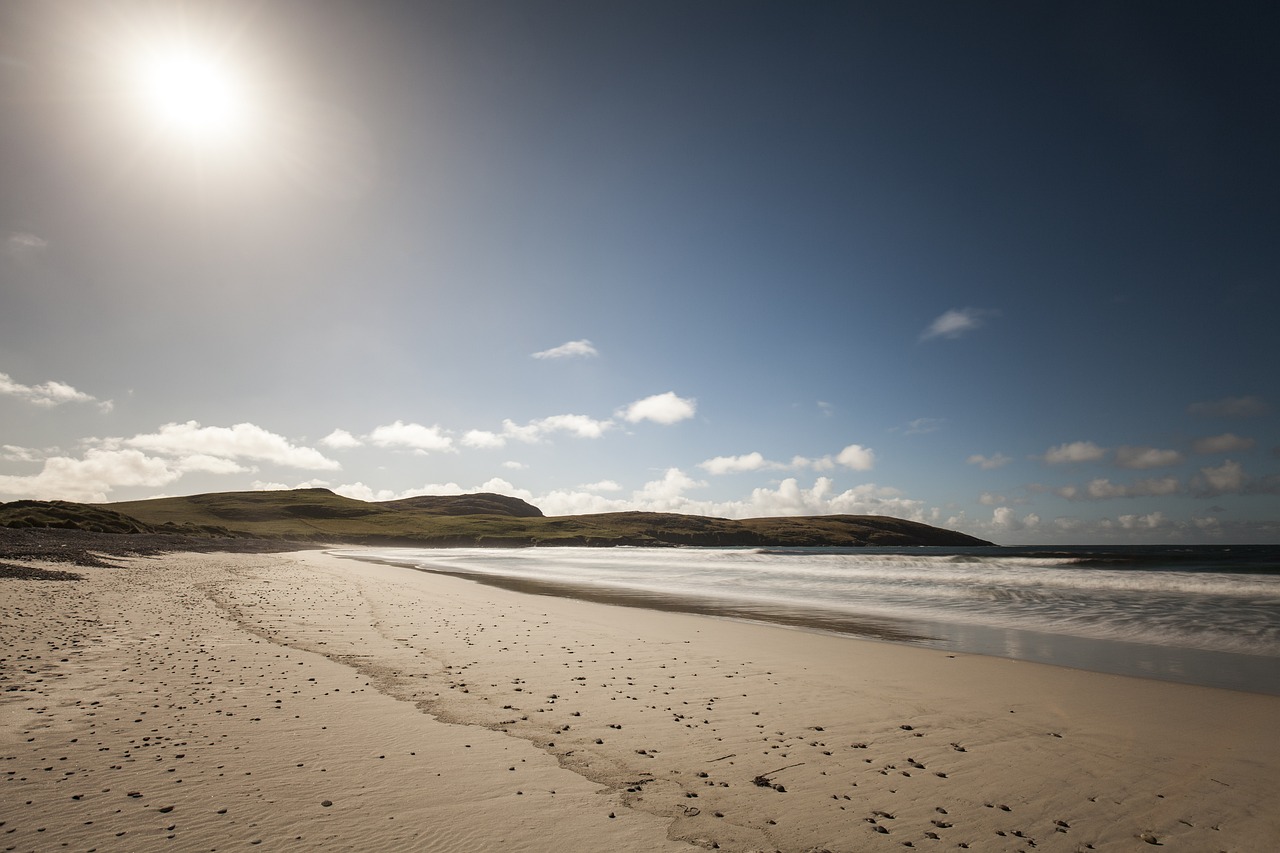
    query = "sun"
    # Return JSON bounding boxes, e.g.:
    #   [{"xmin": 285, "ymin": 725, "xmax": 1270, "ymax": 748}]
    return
[{"xmin": 128, "ymin": 39, "xmax": 253, "ymax": 145}]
